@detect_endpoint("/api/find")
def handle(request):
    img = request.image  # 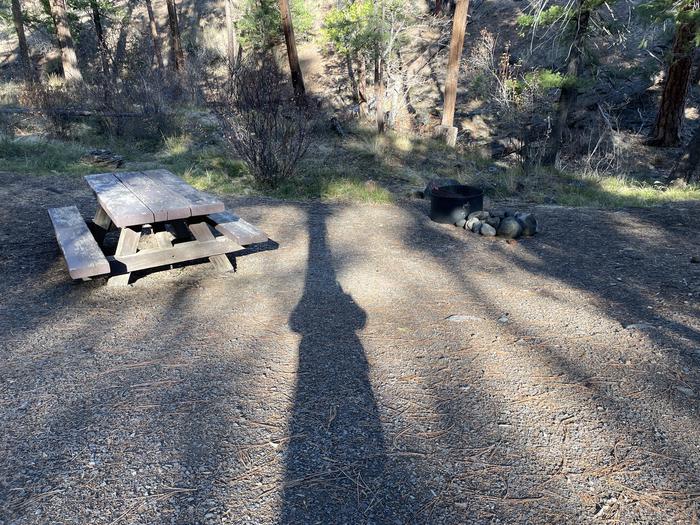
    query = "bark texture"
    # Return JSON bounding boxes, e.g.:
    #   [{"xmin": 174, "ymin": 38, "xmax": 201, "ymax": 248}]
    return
[
  {"xmin": 279, "ymin": 0, "xmax": 306, "ymax": 102},
  {"xmin": 145, "ymin": 0, "xmax": 165, "ymax": 70},
  {"xmin": 440, "ymin": 0, "xmax": 469, "ymax": 129},
  {"xmin": 50, "ymin": 0, "xmax": 83, "ymax": 84},
  {"xmin": 166, "ymin": 0, "xmax": 185, "ymax": 72},
  {"xmin": 542, "ymin": 2, "xmax": 590, "ymax": 166},
  {"xmin": 648, "ymin": 21, "xmax": 695, "ymax": 147},
  {"xmin": 10, "ymin": 0, "xmax": 35, "ymax": 82},
  {"xmin": 224, "ymin": 0, "xmax": 239, "ymax": 69}
]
